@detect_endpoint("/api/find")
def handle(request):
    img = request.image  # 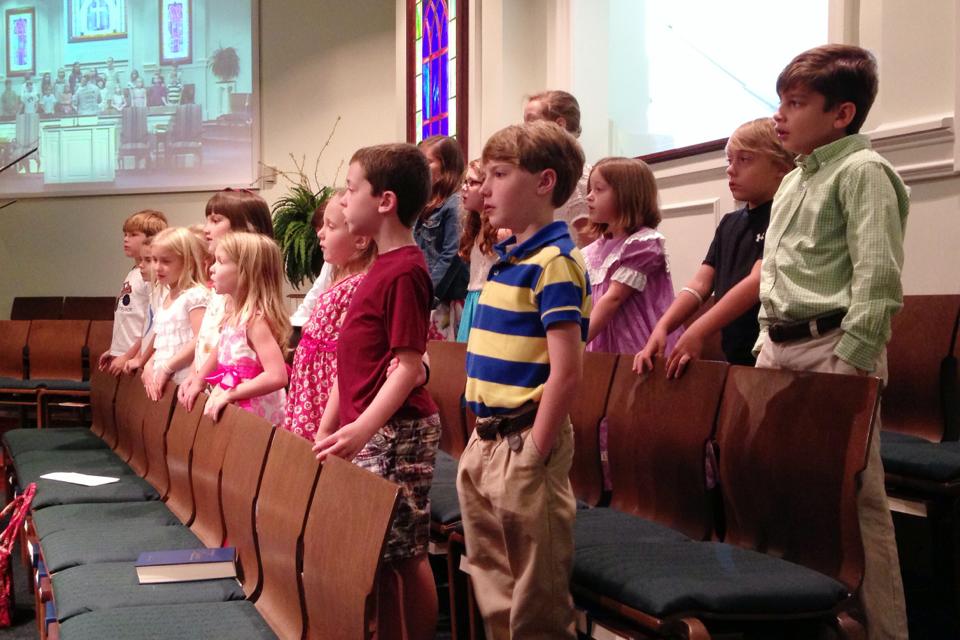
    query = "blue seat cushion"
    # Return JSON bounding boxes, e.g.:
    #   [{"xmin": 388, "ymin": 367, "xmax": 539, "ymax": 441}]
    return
[
  {"xmin": 30, "ymin": 474, "xmax": 160, "ymax": 510},
  {"xmin": 33, "ymin": 502, "xmax": 182, "ymax": 540},
  {"xmin": 52, "ymin": 561, "xmax": 245, "ymax": 622},
  {"xmin": 41, "ymin": 523, "xmax": 202, "ymax": 573},
  {"xmin": 573, "ymin": 541, "xmax": 848, "ymax": 617},
  {"xmin": 3, "ymin": 428, "xmax": 107, "ymax": 458},
  {"xmin": 13, "ymin": 450, "xmax": 135, "ymax": 485},
  {"xmin": 29, "ymin": 379, "xmax": 90, "ymax": 391},
  {"xmin": 0, "ymin": 377, "xmax": 41, "ymax": 390},
  {"xmin": 574, "ymin": 507, "xmax": 692, "ymax": 549},
  {"xmin": 881, "ymin": 431, "xmax": 960, "ymax": 483},
  {"xmin": 58, "ymin": 600, "xmax": 276, "ymax": 639}
]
